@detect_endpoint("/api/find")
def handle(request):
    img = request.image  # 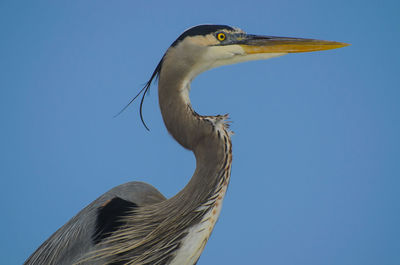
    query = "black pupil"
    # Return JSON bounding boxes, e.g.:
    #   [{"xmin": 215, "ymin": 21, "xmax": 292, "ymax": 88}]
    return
[{"xmin": 219, "ymin": 34, "xmax": 224, "ymax": 40}]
